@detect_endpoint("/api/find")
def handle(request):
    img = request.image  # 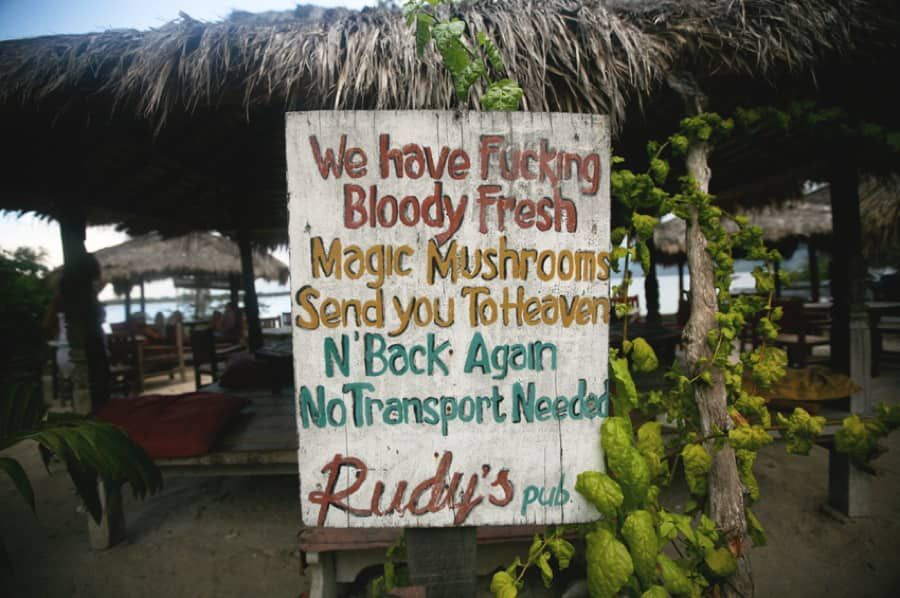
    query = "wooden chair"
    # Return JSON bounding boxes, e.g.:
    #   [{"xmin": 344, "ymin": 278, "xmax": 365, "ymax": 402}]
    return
[
  {"xmin": 260, "ymin": 316, "xmax": 281, "ymax": 329},
  {"xmin": 106, "ymin": 333, "xmax": 144, "ymax": 395},
  {"xmin": 772, "ymin": 298, "xmax": 830, "ymax": 366},
  {"xmin": 190, "ymin": 327, "xmax": 244, "ymax": 390}
]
